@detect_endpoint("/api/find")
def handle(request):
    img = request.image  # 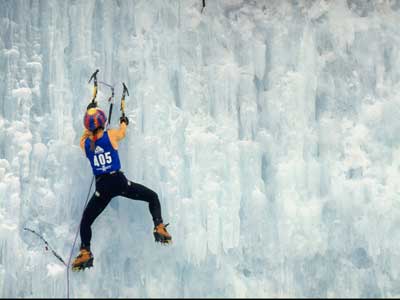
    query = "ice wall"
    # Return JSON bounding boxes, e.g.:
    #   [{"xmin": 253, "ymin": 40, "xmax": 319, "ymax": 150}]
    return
[{"xmin": 1, "ymin": 0, "xmax": 400, "ymax": 297}]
